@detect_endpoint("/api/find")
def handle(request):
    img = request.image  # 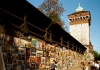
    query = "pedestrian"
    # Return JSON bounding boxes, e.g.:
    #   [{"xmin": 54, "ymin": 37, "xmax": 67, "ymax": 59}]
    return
[
  {"xmin": 81, "ymin": 62, "xmax": 85, "ymax": 70},
  {"xmin": 84, "ymin": 61, "xmax": 88, "ymax": 70},
  {"xmin": 94, "ymin": 61, "xmax": 99, "ymax": 70},
  {"xmin": 51, "ymin": 60, "xmax": 57, "ymax": 70}
]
